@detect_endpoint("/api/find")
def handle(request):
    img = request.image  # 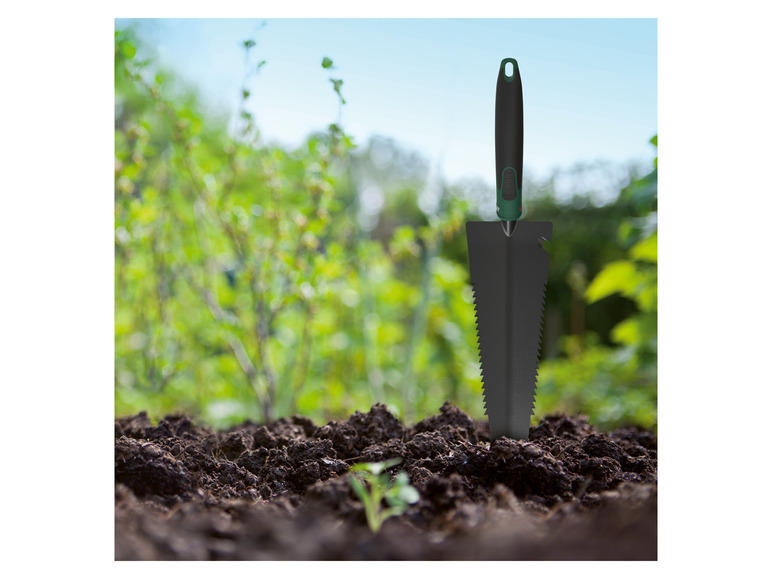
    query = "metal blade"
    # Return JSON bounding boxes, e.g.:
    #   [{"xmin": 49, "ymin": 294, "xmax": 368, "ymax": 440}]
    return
[{"xmin": 466, "ymin": 220, "xmax": 552, "ymax": 440}]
